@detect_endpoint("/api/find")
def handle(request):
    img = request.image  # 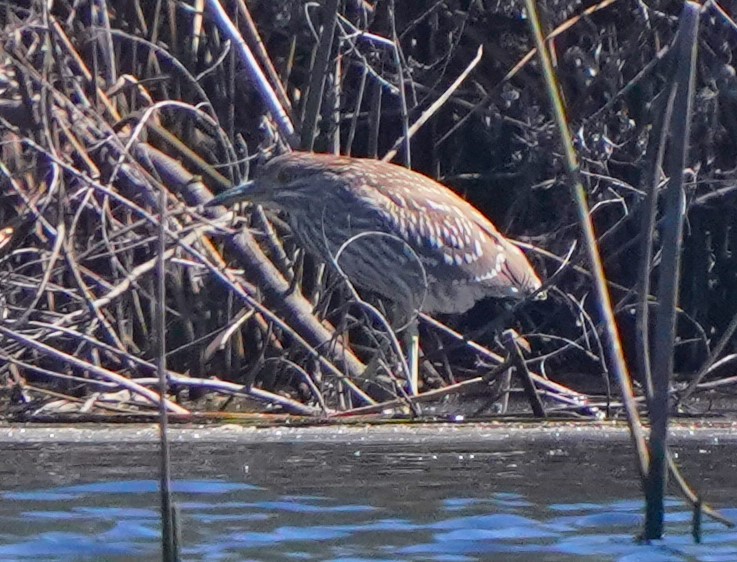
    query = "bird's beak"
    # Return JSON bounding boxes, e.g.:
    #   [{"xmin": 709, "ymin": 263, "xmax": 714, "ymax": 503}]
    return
[{"xmin": 205, "ymin": 181, "xmax": 257, "ymax": 208}]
